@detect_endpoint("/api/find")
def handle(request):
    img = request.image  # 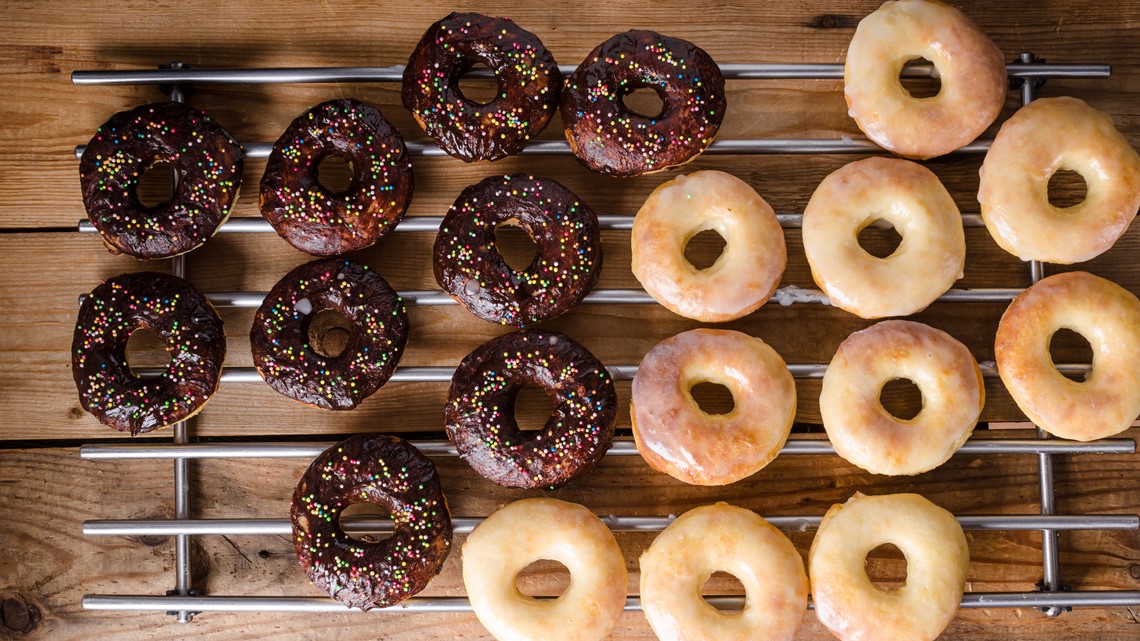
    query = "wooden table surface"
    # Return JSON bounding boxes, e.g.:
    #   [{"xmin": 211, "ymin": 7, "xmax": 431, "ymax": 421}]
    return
[{"xmin": 1, "ymin": 1, "xmax": 1138, "ymax": 639}]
